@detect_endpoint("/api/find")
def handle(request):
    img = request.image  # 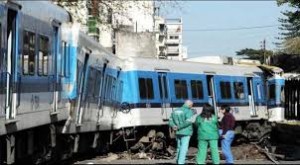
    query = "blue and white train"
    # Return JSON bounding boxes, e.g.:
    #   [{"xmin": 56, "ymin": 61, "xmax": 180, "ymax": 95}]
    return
[
  {"xmin": 0, "ymin": 0, "xmax": 286, "ymax": 164},
  {"xmin": 60, "ymin": 22, "xmax": 286, "ymax": 150},
  {"xmin": 0, "ymin": 1, "xmax": 72, "ymax": 164}
]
